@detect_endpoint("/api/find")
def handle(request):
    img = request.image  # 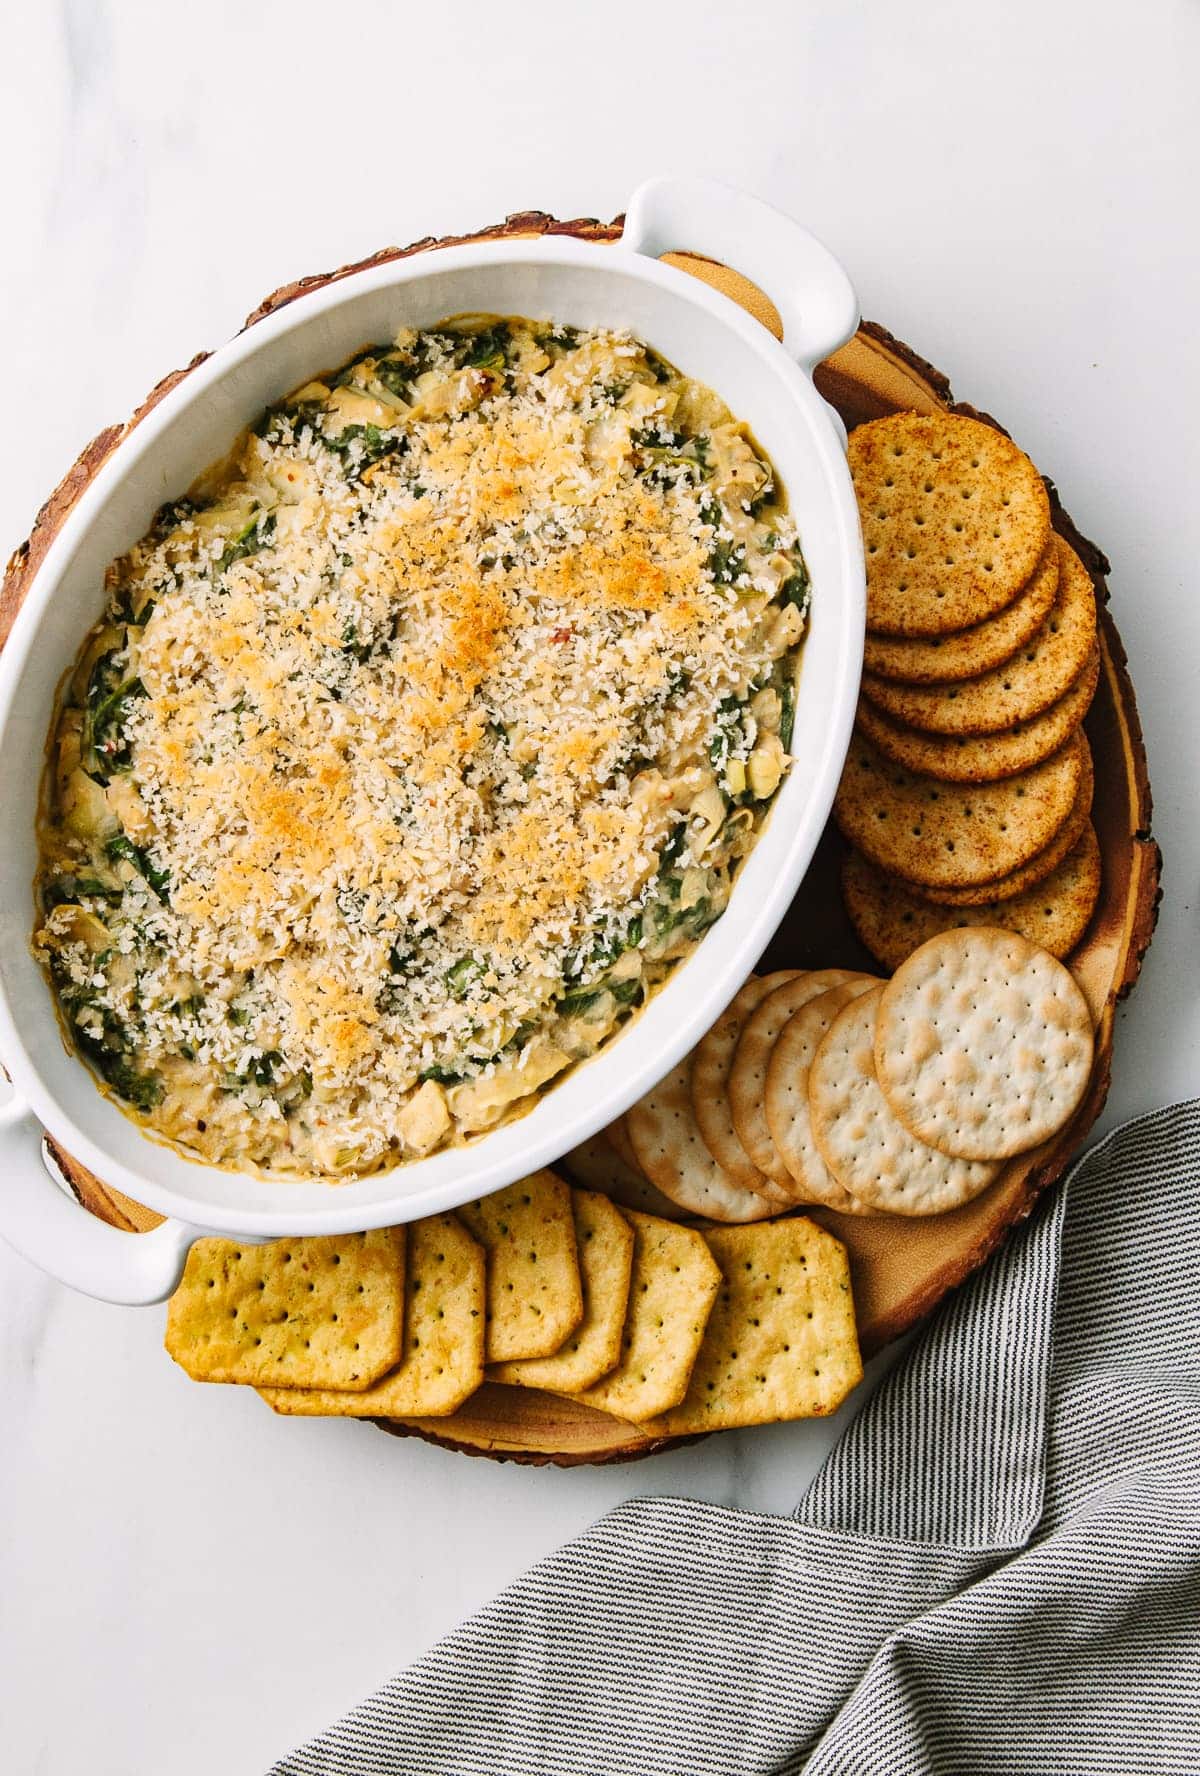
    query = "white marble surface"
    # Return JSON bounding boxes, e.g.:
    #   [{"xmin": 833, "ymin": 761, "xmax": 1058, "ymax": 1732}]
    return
[{"xmin": 2, "ymin": 2, "xmax": 1198, "ymax": 1770}]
